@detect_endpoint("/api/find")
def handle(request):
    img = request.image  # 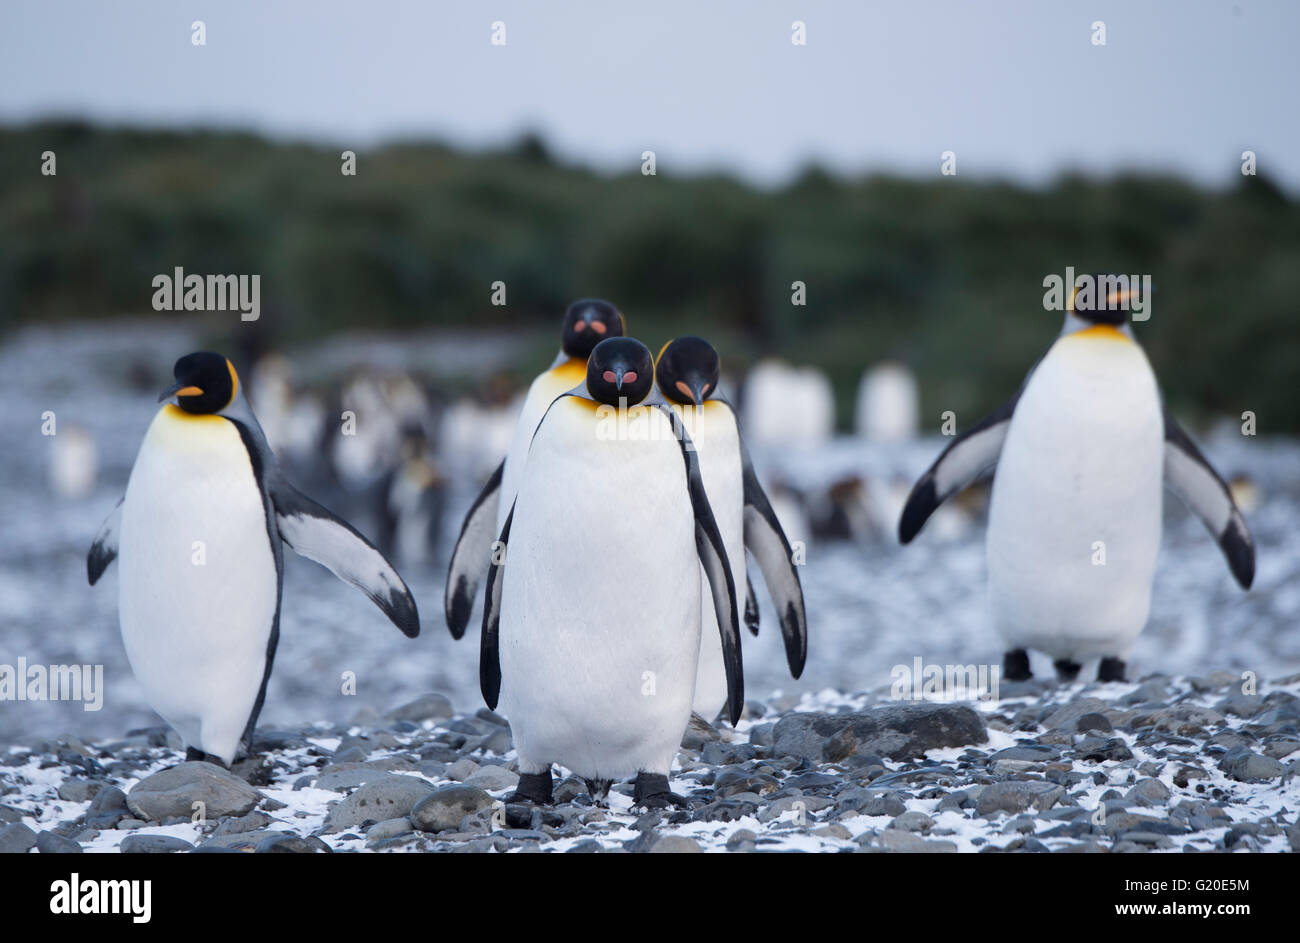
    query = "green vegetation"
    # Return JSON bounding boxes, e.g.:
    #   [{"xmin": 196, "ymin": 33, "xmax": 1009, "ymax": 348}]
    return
[{"xmin": 2, "ymin": 121, "xmax": 1296, "ymax": 430}]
